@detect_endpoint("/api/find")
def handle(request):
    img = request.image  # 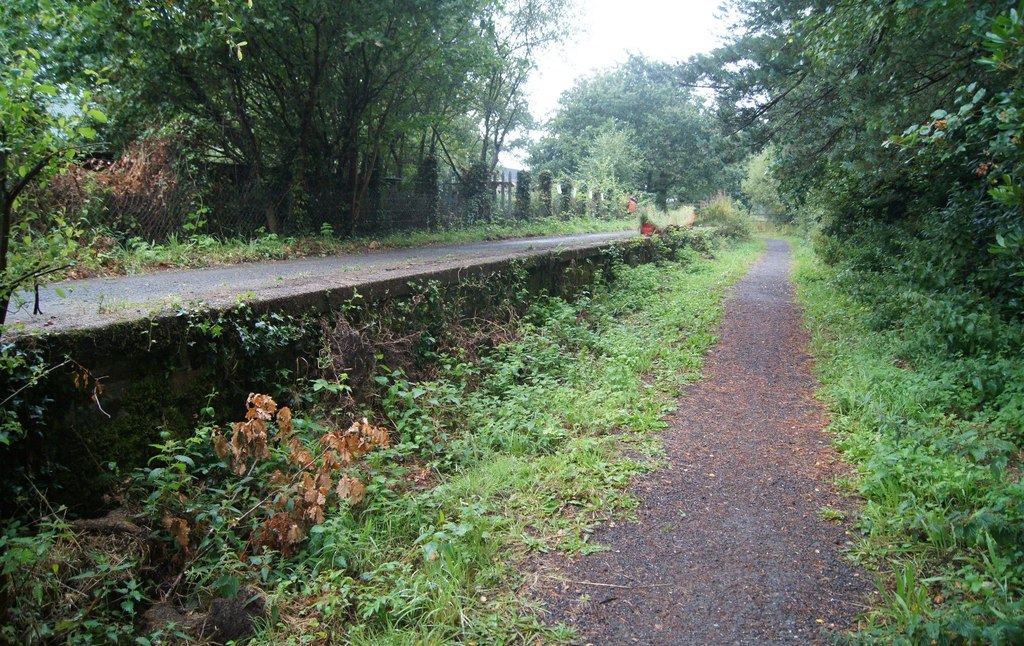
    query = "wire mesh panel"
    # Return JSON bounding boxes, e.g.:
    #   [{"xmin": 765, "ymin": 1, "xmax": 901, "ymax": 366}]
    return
[{"xmin": 44, "ymin": 150, "xmax": 539, "ymax": 243}]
